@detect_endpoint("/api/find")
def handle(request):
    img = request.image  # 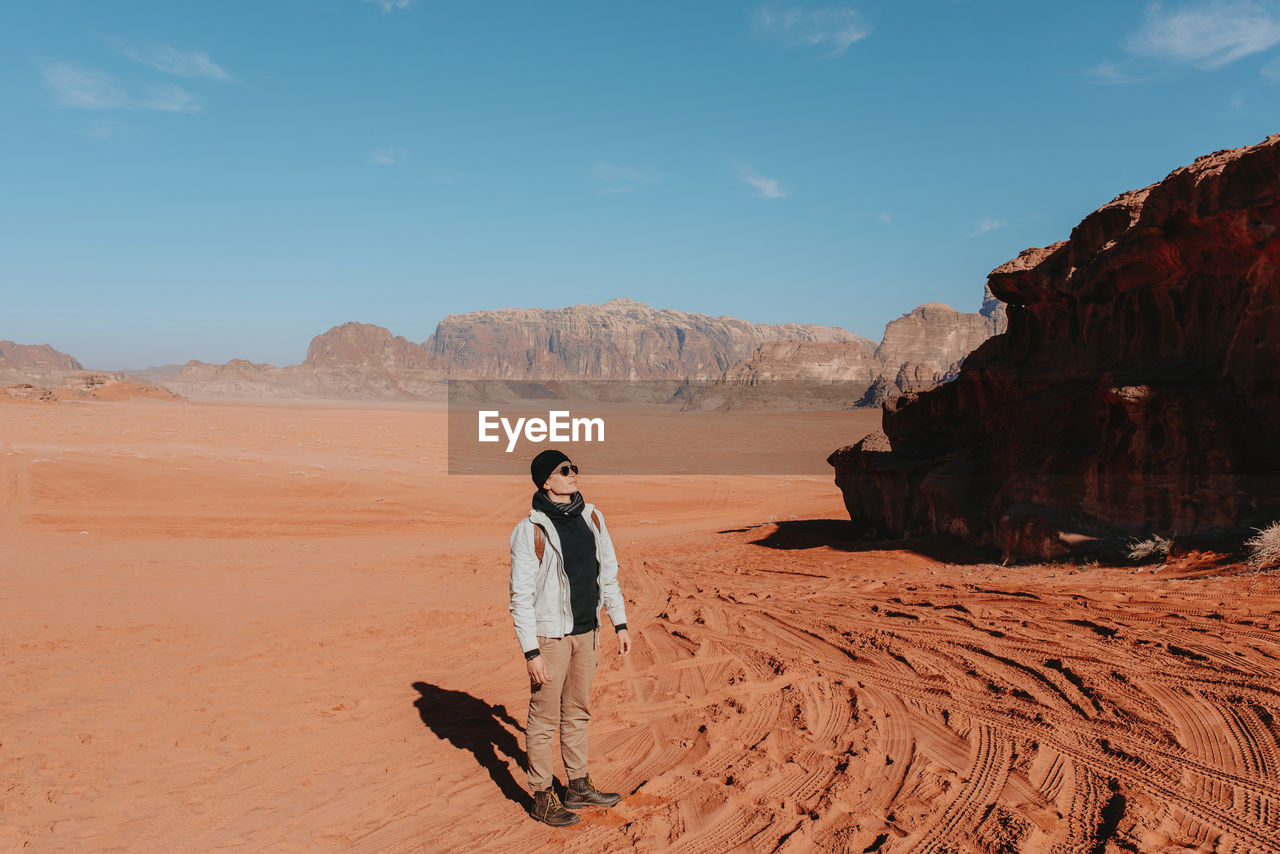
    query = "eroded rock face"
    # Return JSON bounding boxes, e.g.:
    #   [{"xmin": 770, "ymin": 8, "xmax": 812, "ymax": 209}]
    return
[
  {"xmin": 0, "ymin": 341, "xmax": 83, "ymax": 385},
  {"xmin": 160, "ymin": 302, "xmax": 866, "ymax": 399},
  {"xmin": 830, "ymin": 135, "xmax": 1280, "ymax": 559},
  {"xmin": 860, "ymin": 296, "xmax": 1007, "ymax": 405},
  {"xmin": 713, "ymin": 296, "xmax": 1005, "ymax": 407},
  {"xmin": 427, "ymin": 297, "xmax": 859, "ymax": 380},
  {"xmin": 304, "ymin": 322, "xmax": 441, "ymax": 398},
  {"xmin": 717, "ymin": 339, "xmax": 881, "ymax": 384},
  {"xmin": 305, "ymin": 322, "xmax": 433, "ymax": 372}
]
